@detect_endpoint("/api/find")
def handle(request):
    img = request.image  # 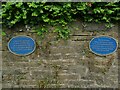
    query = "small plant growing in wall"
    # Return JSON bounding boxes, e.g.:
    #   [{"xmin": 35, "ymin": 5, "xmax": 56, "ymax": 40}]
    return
[{"xmin": 2, "ymin": 31, "xmax": 6, "ymax": 36}]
